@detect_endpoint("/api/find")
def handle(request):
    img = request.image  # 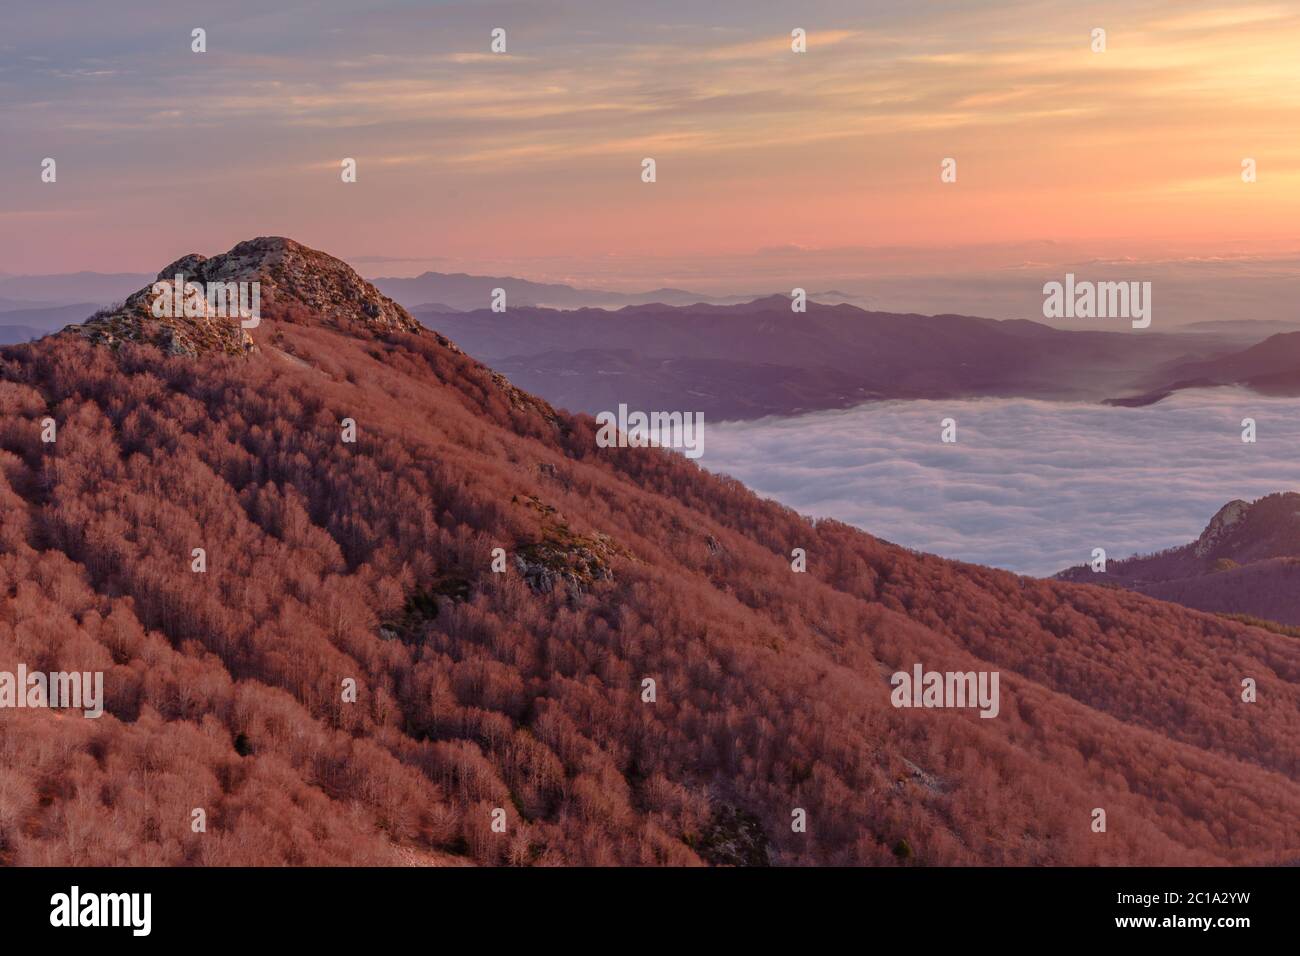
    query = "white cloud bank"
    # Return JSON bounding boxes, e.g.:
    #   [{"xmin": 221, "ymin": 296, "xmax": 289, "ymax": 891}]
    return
[{"xmin": 701, "ymin": 388, "xmax": 1300, "ymax": 576}]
